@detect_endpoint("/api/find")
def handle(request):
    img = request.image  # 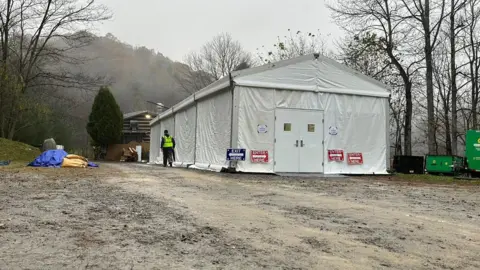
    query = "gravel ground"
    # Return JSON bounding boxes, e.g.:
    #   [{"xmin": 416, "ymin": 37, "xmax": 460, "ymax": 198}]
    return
[{"xmin": 0, "ymin": 163, "xmax": 479, "ymax": 269}]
